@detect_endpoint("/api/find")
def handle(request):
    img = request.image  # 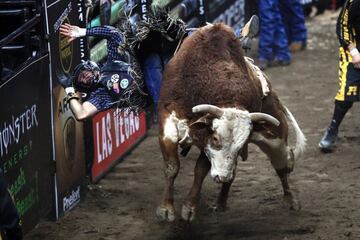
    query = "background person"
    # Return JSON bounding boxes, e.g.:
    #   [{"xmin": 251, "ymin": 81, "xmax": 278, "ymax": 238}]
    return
[
  {"xmin": 280, "ymin": 0, "xmax": 308, "ymax": 52},
  {"xmin": 257, "ymin": 0, "xmax": 291, "ymax": 70},
  {"xmin": 319, "ymin": 0, "xmax": 360, "ymax": 152}
]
